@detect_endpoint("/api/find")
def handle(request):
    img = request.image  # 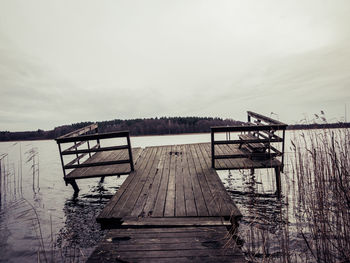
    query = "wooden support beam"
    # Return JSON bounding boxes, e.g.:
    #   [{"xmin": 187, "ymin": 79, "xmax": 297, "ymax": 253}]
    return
[
  {"xmin": 214, "ymin": 138, "xmax": 282, "ymax": 145},
  {"xmin": 281, "ymin": 129, "xmax": 286, "ymax": 172},
  {"xmin": 214, "ymin": 152, "xmax": 278, "ymax": 159},
  {"xmin": 247, "ymin": 111, "xmax": 286, "ymax": 125},
  {"xmin": 57, "ymin": 123, "xmax": 98, "ymax": 139},
  {"xmin": 57, "ymin": 143, "xmax": 66, "ymax": 178},
  {"xmin": 62, "ymin": 145, "xmax": 128, "ymax": 155},
  {"xmin": 67, "ymin": 179, "xmax": 79, "ymax": 192},
  {"xmin": 211, "ymin": 124, "xmax": 287, "ymax": 133},
  {"xmin": 211, "ymin": 131, "xmax": 215, "ymax": 168},
  {"xmin": 126, "ymin": 133, "xmax": 134, "ymax": 171},
  {"xmin": 64, "ymin": 159, "xmax": 131, "ymax": 170},
  {"xmin": 63, "ymin": 140, "xmax": 87, "ymax": 152},
  {"xmin": 56, "ymin": 130, "xmax": 130, "ymax": 143},
  {"xmin": 275, "ymin": 166, "xmax": 281, "ymax": 198},
  {"xmin": 257, "ymin": 131, "xmax": 283, "ymax": 141}
]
